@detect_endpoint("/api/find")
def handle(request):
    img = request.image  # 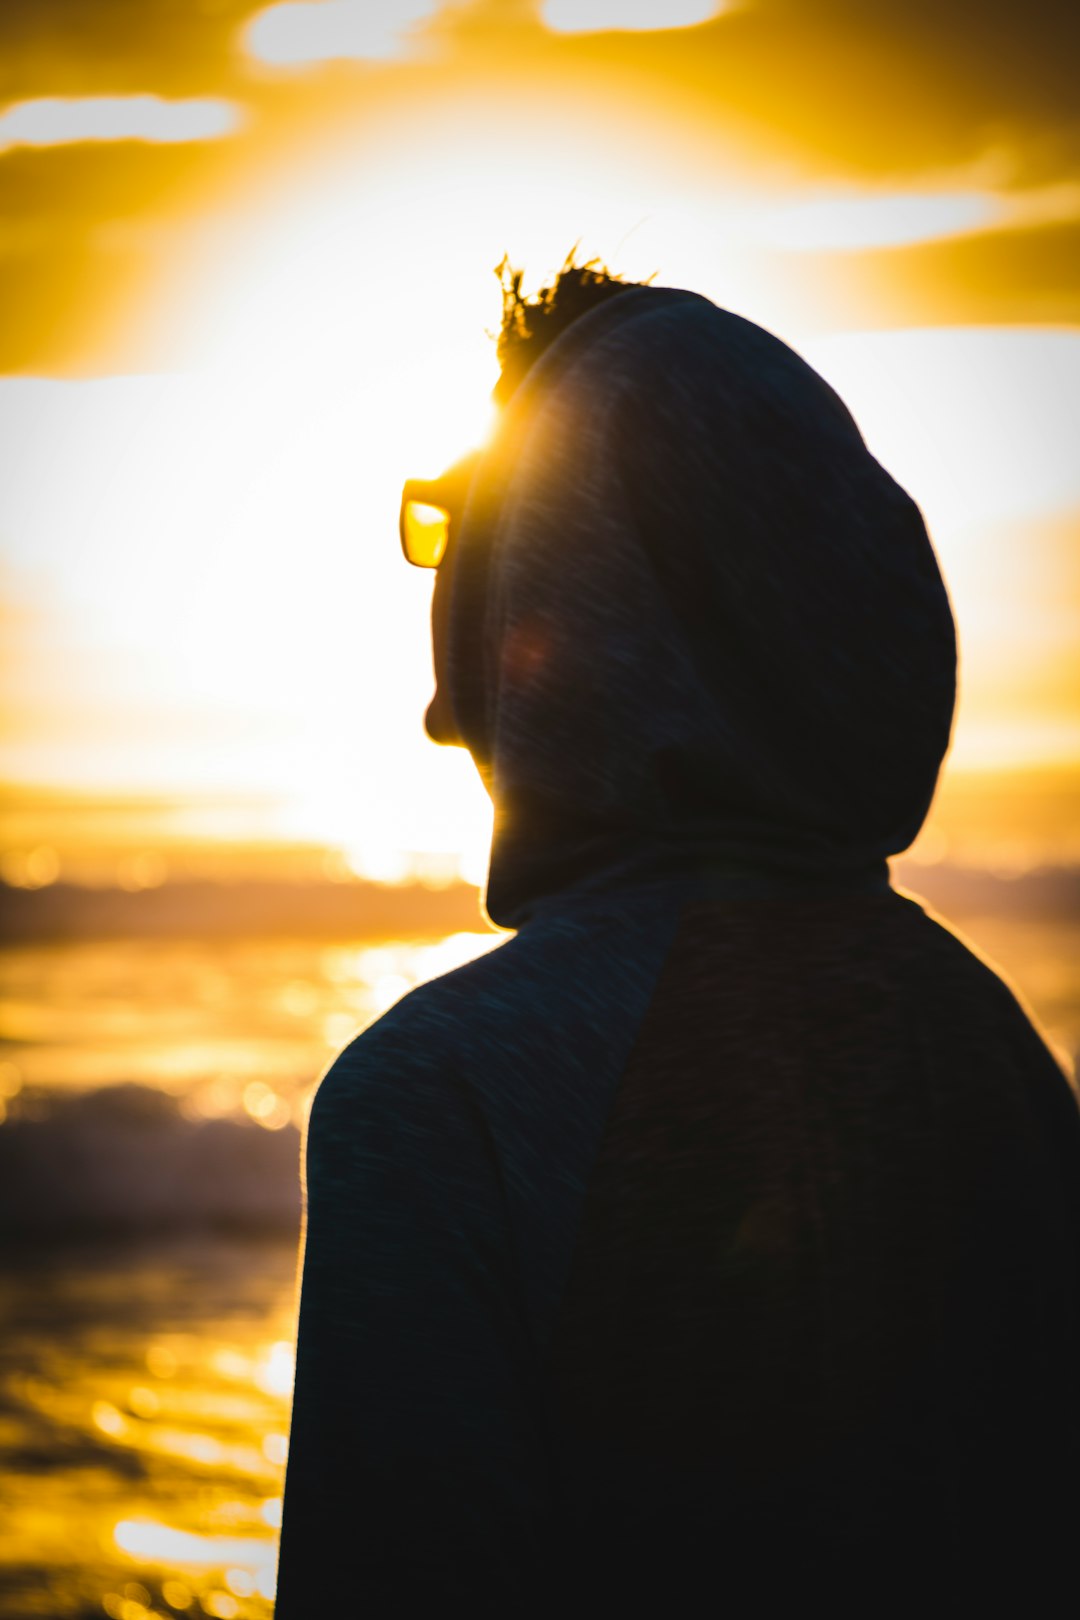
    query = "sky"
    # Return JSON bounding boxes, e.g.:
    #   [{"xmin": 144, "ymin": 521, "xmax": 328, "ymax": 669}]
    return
[{"xmin": 1, "ymin": 0, "xmax": 1078, "ymax": 881}]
